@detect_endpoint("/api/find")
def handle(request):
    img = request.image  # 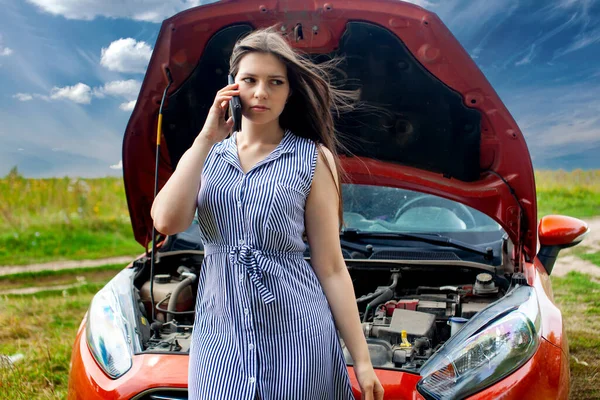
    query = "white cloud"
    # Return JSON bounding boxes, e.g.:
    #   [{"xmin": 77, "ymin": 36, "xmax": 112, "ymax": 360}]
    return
[
  {"xmin": 436, "ymin": 1, "xmax": 519, "ymax": 42},
  {"xmin": 547, "ymin": 0, "xmax": 593, "ymax": 16},
  {"xmin": 94, "ymin": 79, "xmax": 141, "ymax": 100},
  {"xmin": 515, "ymin": 44, "xmax": 536, "ymax": 66},
  {"xmin": 119, "ymin": 100, "xmax": 137, "ymax": 111},
  {"xmin": 34, "ymin": 93, "xmax": 51, "ymax": 101},
  {"xmin": 110, "ymin": 160, "xmax": 123, "ymax": 170},
  {"xmin": 100, "ymin": 38, "xmax": 152, "ymax": 74},
  {"xmin": 25, "ymin": 0, "xmax": 216, "ymax": 22},
  {"xmin": 13, "ymin": 93, "xmax": 33, "ymax": 101},
  {"xmin": 554, "ymin": 28, "xmax": 600, "ymax": 58},
  {"xmin": 13, "ymin": 80, "xmax": 139, "ymax": 109},
  {"xmin": 402, "ymin": 0, "xmax": 434, "ymax": 9},
  {"xmin": 500, "ymin": 13, "xmax": 578, "ymax": 69},
  {"xmin": 0, "ymin": 34, "xmax": 13, "ymax": 56},
  {"xmin": 506, "ymin": 83, "xmax": 600, "ymax": 161},
  {"xmin": 50, "ymin": 83, "xmax": 92, "ymax": 104},
  {"xmin": 13, "ymin": 93, "xmax": 50, "ymax": 102}
]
